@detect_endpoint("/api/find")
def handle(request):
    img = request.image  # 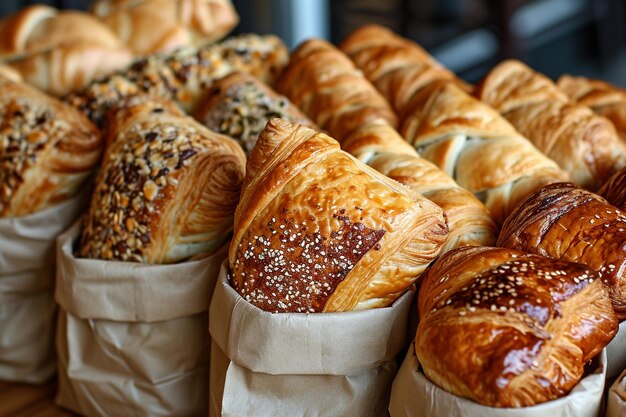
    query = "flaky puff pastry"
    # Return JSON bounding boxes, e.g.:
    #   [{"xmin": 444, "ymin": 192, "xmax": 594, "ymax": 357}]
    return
[
  {"xmin": 600, "ymin": 167, "xmax": 626, "ymax": 211},
  {"xmin": 79, "ymin": 95, "xmax": 245, "ymax": 263},
  {"xmin": 230, "ymin": 118, "xmax": 448, "ymax": 313},
  {"xmin": 498, "ymin": 182, "xmax": 626, "ymax": 319},
  {"xmin": 340, "ymin": 24, "xmax": 470, "ymax": 117},
  {"xmin": 558, "ymin": 75, "xmax": 626, "ymax": 142},
  {"xmin": 275, "ymin": 38, "xmax": 398, "ymax": 140},
  {"xmin": 476, "ymin": 60, "xmax": 626, "ymax": 190},
  {"xmin": 417, "ymin": 246, "xmax": 617, "ymax": 408},
  {"xmin": 343, "ymin": 119, "xmax": 497, "ymax": 252},
  {"xmin": 401, "ymin": 81, "xmax": 568, "ymax": 225},
  {"xmin": 0, "ymin": 75, "xmax": 101, "ymax": 217}
]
